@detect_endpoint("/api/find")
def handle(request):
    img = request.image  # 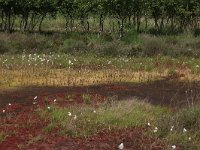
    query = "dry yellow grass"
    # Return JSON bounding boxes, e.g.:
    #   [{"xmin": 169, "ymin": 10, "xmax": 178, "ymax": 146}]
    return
[{"xmin": 0, "ymin": 67, "xmax": 199, "ymax": 91}]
